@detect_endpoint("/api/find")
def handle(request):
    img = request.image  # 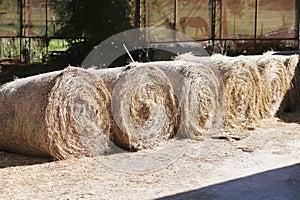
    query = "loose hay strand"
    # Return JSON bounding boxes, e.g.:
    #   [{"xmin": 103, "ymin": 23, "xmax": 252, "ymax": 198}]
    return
[{"xmin": 0, "ymin": 67, "xmax": 111, "ymax": 159}]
